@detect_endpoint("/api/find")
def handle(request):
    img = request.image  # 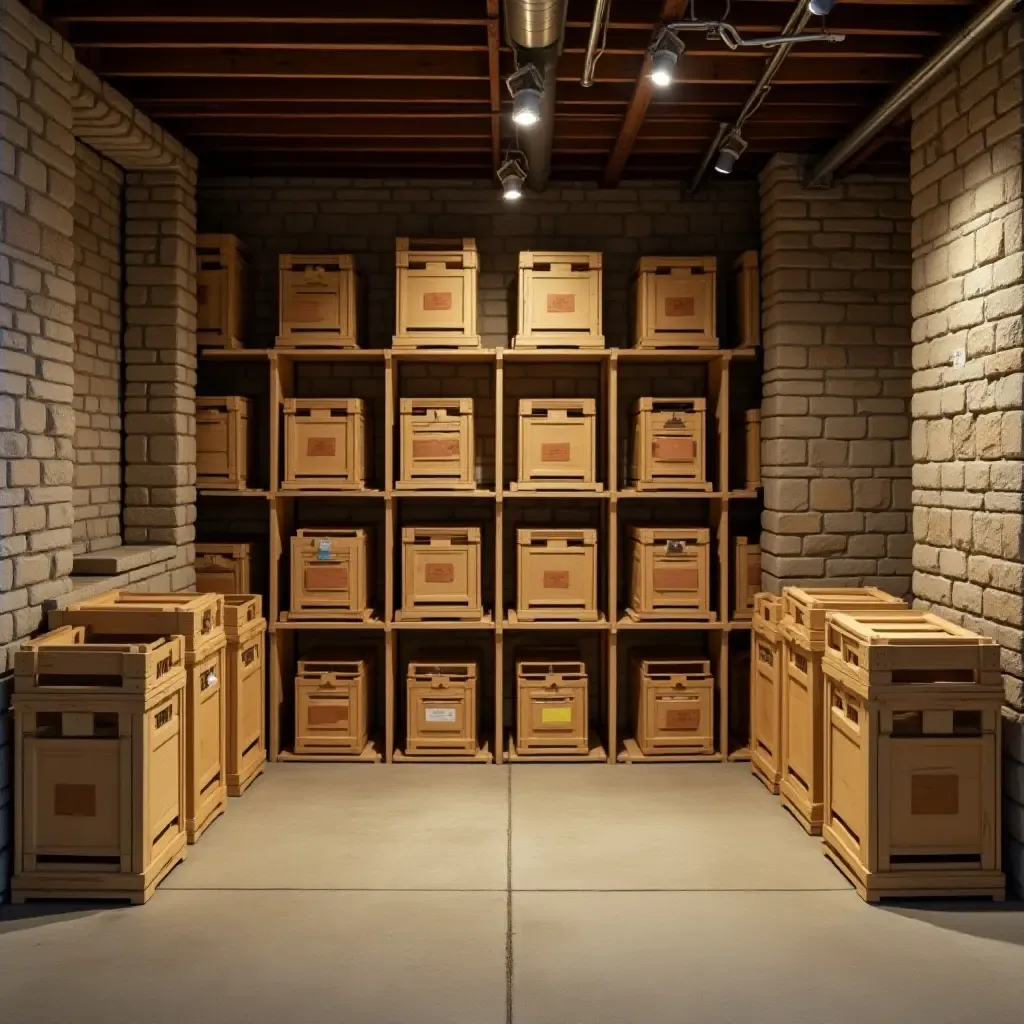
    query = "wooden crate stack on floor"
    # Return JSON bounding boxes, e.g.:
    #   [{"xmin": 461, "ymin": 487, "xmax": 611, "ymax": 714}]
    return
[
  {"xmin": 10, "ymin": 627, "xmax": 188, "ymax": 904},
  {"xmin": 750, "ymin": 593, "xmax": 784, "ymax": 794},
  {"xmin": 51, "ymin": 592, "xmax": 229, "ymax": 845},
  {"xmin": 222, "ymin": 595, "xmax": 267, "ymax": 796},
  {"xmin": 821, "ymin": 612, "xmax": 1005, "ymax": 902},
  {"xmin": 195, "ymin": 542, "xmax": 253, "ymax": 595}
]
